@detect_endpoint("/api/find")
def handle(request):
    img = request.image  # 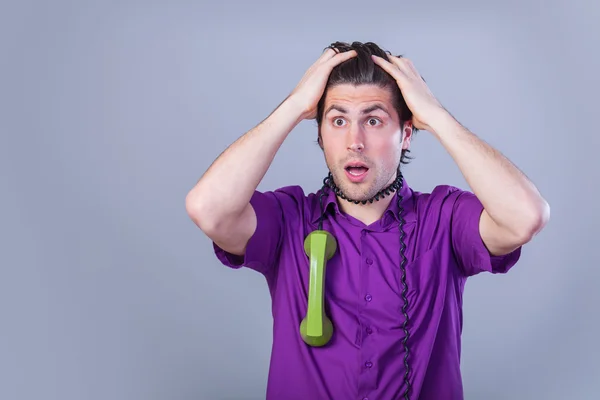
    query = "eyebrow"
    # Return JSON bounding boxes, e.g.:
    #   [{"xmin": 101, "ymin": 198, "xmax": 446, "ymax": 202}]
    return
[{"xmin": 324, "ymin": 103, "xmax": 391, "ymax": 117}]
